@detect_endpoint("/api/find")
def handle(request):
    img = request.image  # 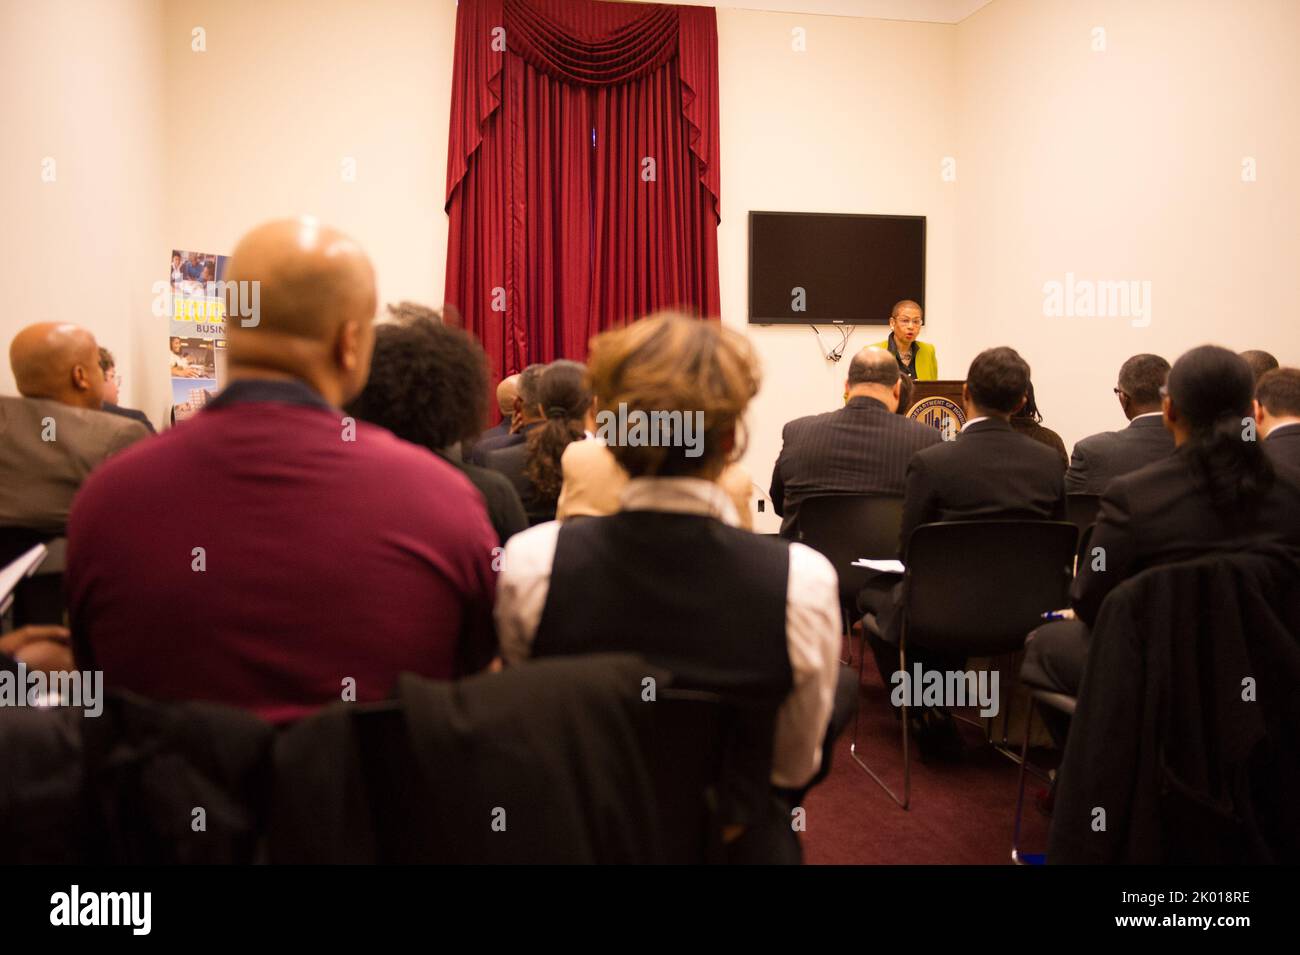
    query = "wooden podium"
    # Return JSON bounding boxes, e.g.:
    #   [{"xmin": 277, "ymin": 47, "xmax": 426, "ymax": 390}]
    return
[{"xmin": 904, "ymin": 379, "xmax": 966, "ymax": 438}]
